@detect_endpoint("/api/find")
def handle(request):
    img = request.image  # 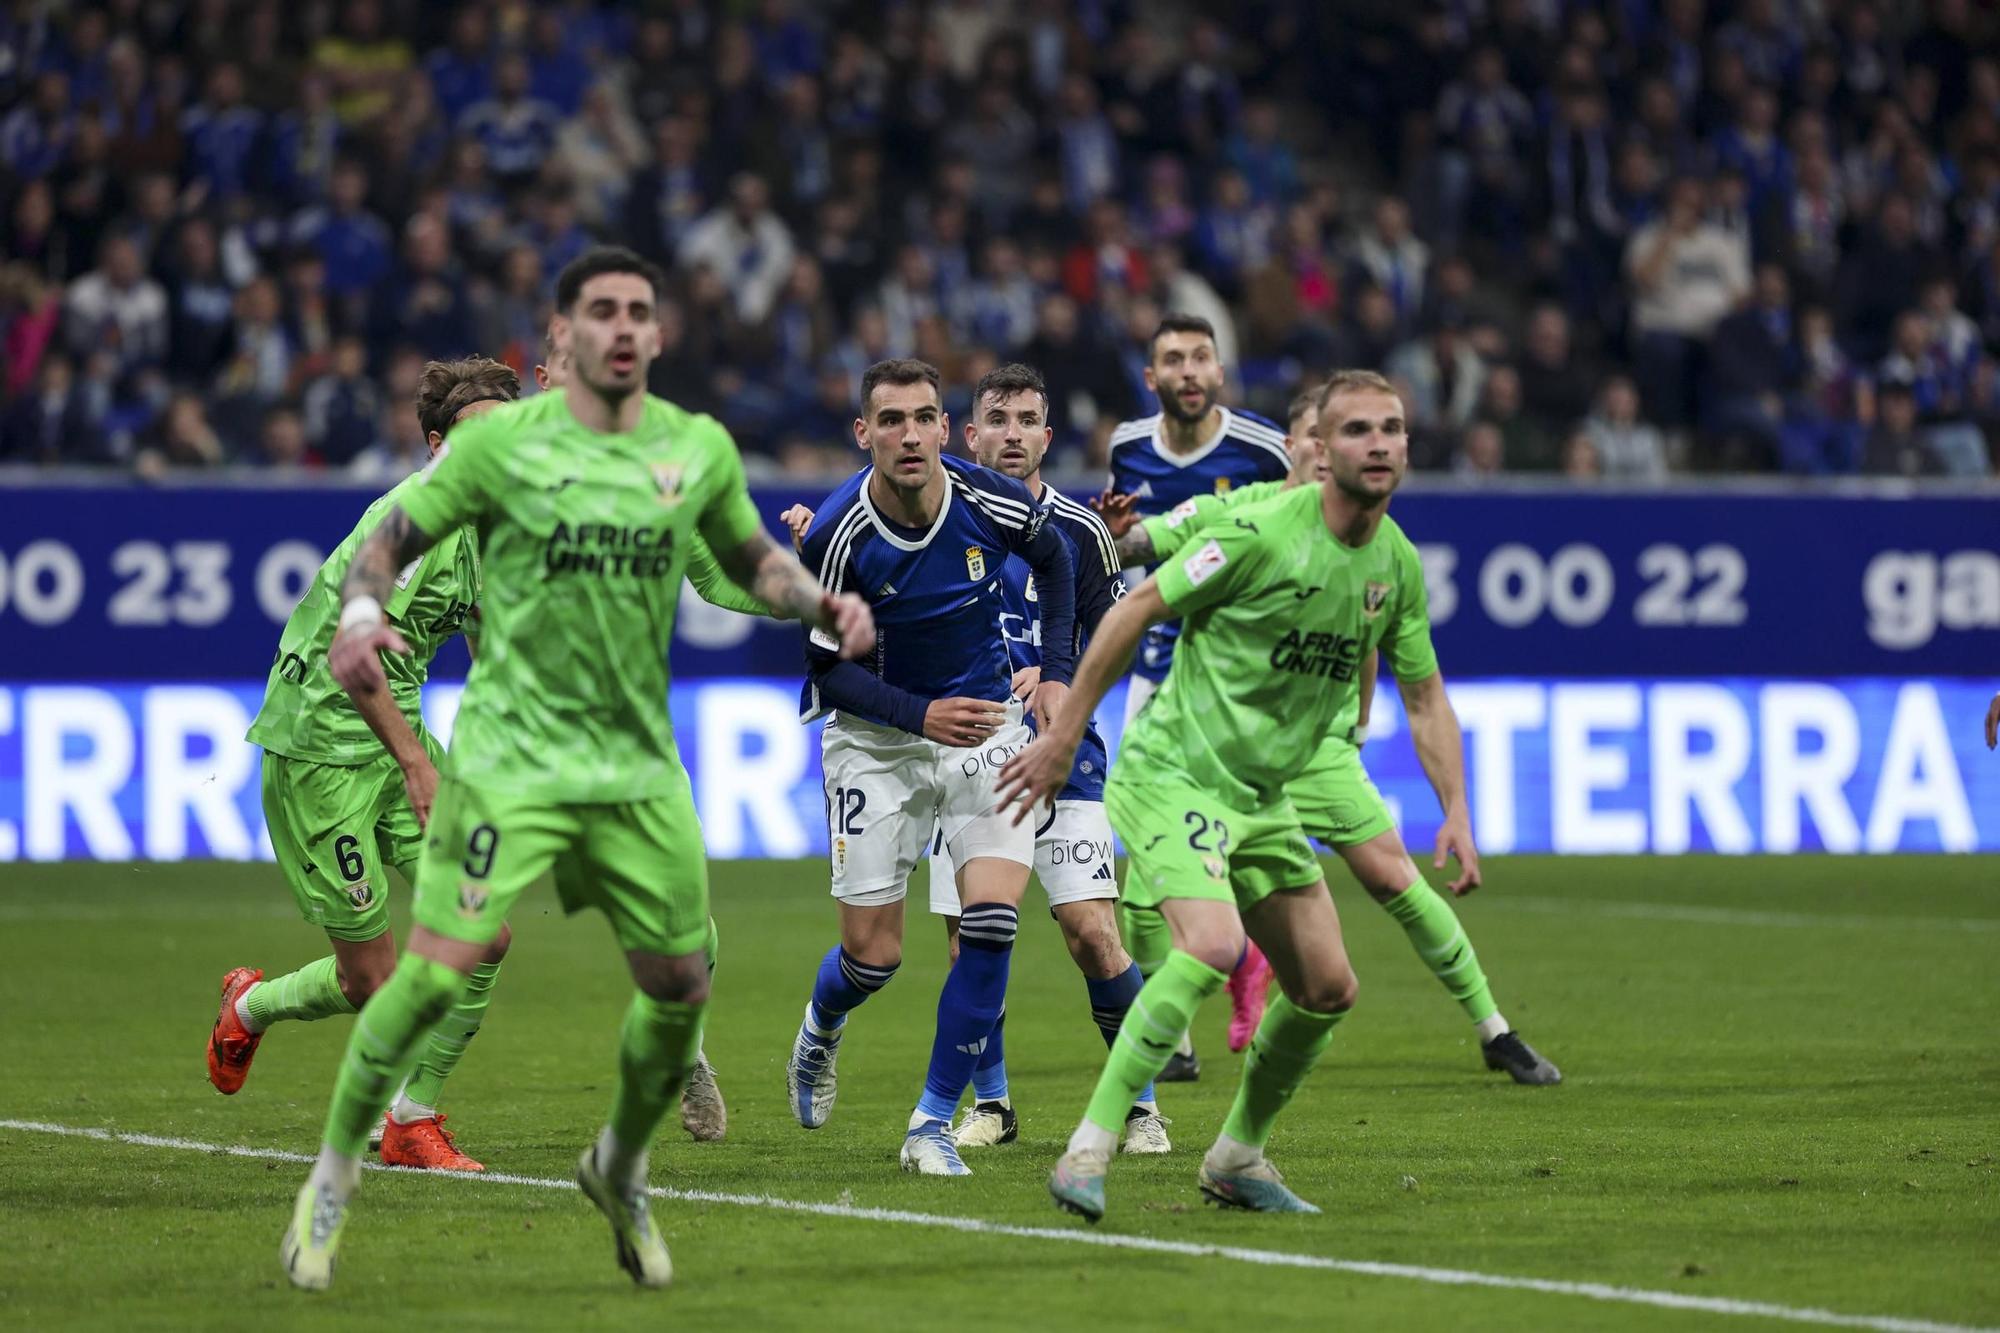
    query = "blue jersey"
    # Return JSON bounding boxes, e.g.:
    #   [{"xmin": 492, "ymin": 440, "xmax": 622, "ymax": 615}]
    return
[
  {"xmin": 800, "ymin": 454, "xmax": 1075, "ymax": 725},
  {"xmin": 997, "ymin": 483, "xmax": 1122, "ymax": 802},
  {"xmin": 1108, "ymin": 406, "xmax": 1290, "ymax": 681}
]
